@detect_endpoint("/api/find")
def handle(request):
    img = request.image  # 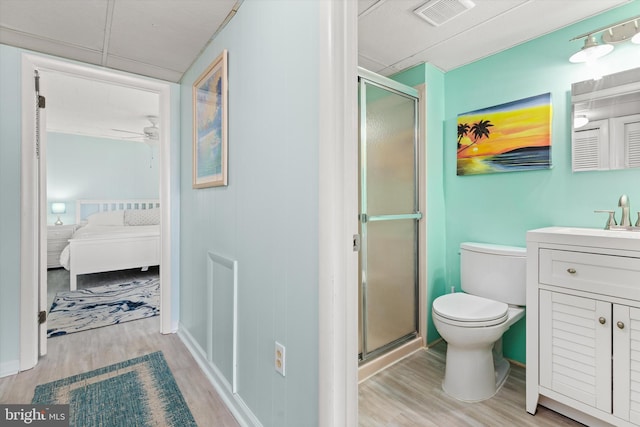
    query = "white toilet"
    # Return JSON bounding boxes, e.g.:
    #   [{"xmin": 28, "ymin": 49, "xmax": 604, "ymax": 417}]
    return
[{"xmin": 432, "ymin": 242, "xmax": 526, "ymax": 402}]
